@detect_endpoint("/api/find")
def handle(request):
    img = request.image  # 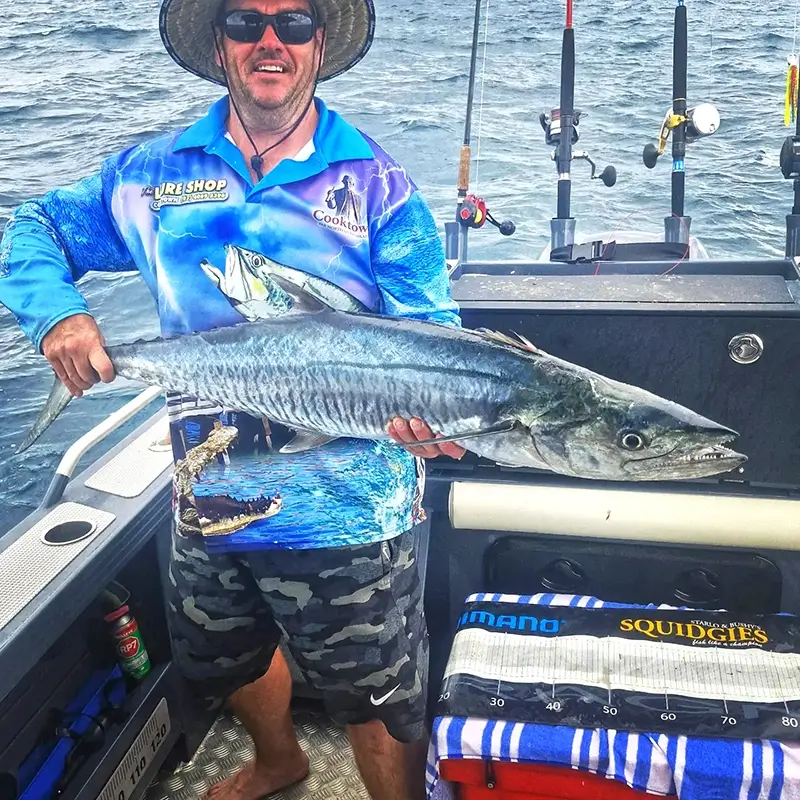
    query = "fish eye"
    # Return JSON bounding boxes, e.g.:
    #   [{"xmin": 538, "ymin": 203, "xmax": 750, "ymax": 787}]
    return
[
  {"xmin": 251, "ymin": 255, "xmax": 265, "ymax": 267},
  {"xmin": 619, "ymin": 431, "xmax": 647, "ymax": 451}
]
